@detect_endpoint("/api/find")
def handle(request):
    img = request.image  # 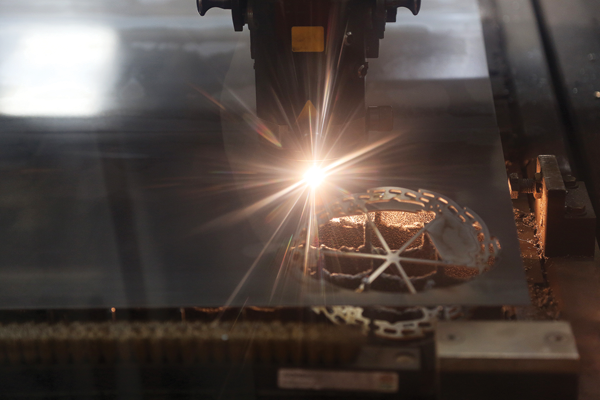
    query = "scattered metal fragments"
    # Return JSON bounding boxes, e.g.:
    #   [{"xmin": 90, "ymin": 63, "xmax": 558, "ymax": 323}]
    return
[
  {"xmin": 298, "ymin": 187, "xmax": 501, "ymax": 339},
  {"xmin": 297, "ymin": 187, "xmax": 500, "ymax": 294}
]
